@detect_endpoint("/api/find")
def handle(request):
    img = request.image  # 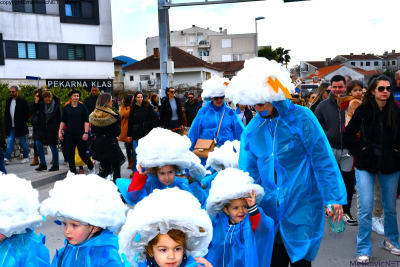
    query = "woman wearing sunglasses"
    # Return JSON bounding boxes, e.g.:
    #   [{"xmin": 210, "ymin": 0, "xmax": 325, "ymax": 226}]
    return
[
  {"xmin": 310, "ymin": 82, "xmax": 331, "ymax": 113},
  {"xmin": 188, "ymin": 76, "xmax": 244, "ymax": 166},
  {"xmin": 344, "ymin": 75, "xmax": 400, "ymax": 263}
]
